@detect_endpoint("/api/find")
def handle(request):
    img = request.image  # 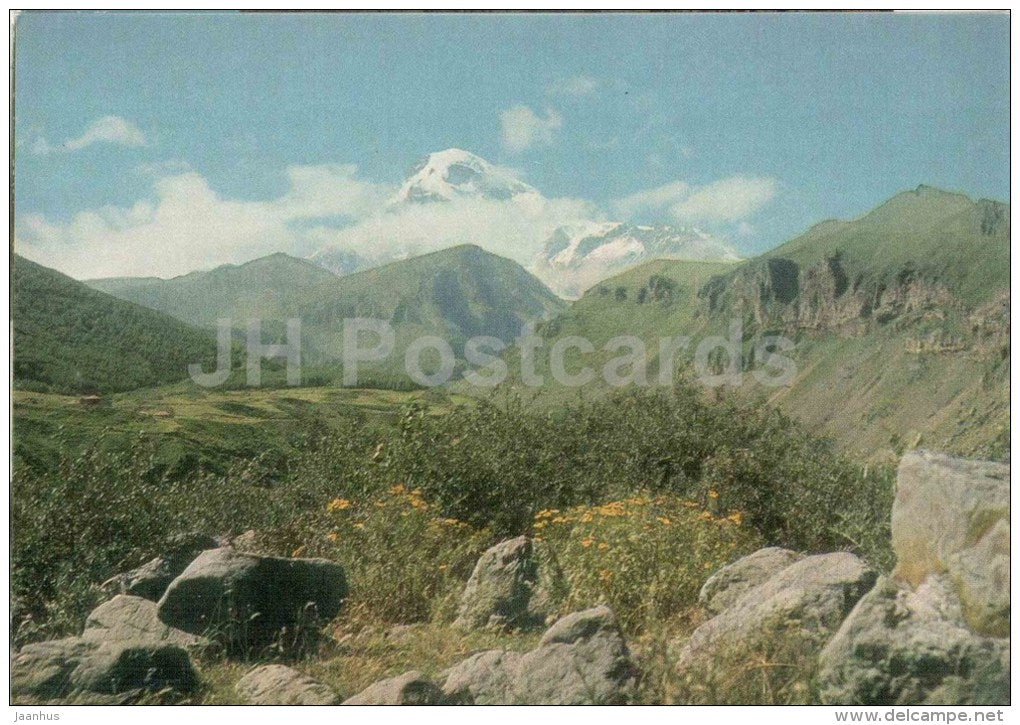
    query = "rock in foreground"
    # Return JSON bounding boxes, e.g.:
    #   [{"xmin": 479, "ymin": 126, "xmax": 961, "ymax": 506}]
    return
[
  {"xmin": 343, "ymin": 670, "xmax": 445, "ymax": 705},
  {"xmin": 236, "ymin": 664, "xmax": 339, "ymax": 705},
  {"xmin": 698, "ymin": 546, "xmax": 804, "ymax": 615},
  {"xmin": 674, "ymin": 551, "xmax": 876, "ymax": 675},
  {"xmin": 443, "ymin": 605, "xmax": 636, "ymax": 705},
  {"xmin": 83, "ymin": 595, "xmax": 207, "ymax": 649},
  {"xmin": 156, "ymin": 547, "xmax": 347, "ymax": 653},
  {"xmin": 102, "ymin": 532, "xmax": 219, "ymax": 601},
  {"xmin": 453, "ymin": 536, "xmax": 566, "ymax": 631},
  {"xmin": 818, "ymin": 576, "xmax": 1009, "ymax": 705},
  {"xmin": 892, "ymin": 450, "xmax": 1009, "ymax": 637},
  {"xmin": 12, "ymin": 636, "xmax": 199, "ymax": 699}
]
